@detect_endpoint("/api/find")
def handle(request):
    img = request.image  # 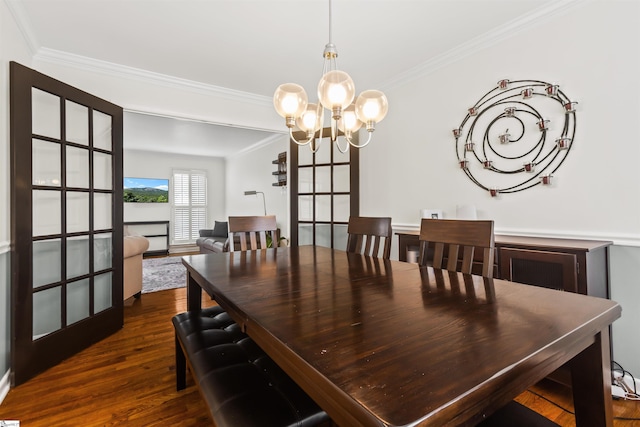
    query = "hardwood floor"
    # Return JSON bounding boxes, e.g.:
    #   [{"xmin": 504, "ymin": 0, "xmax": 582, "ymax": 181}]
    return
[{"xmin": 0, "ymin": 287, "xmax": 638, "ymax": 426}]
